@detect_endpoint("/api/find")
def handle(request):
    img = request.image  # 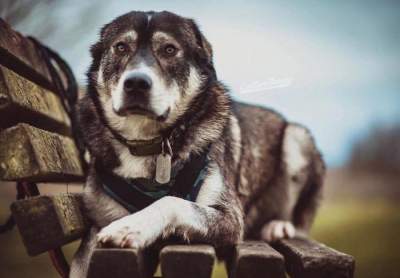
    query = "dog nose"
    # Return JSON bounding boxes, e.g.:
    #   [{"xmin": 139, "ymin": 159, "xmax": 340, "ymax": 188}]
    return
[{"xmin": 123, "ymin": 73, "xmax": 152, "ymax": 94}]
